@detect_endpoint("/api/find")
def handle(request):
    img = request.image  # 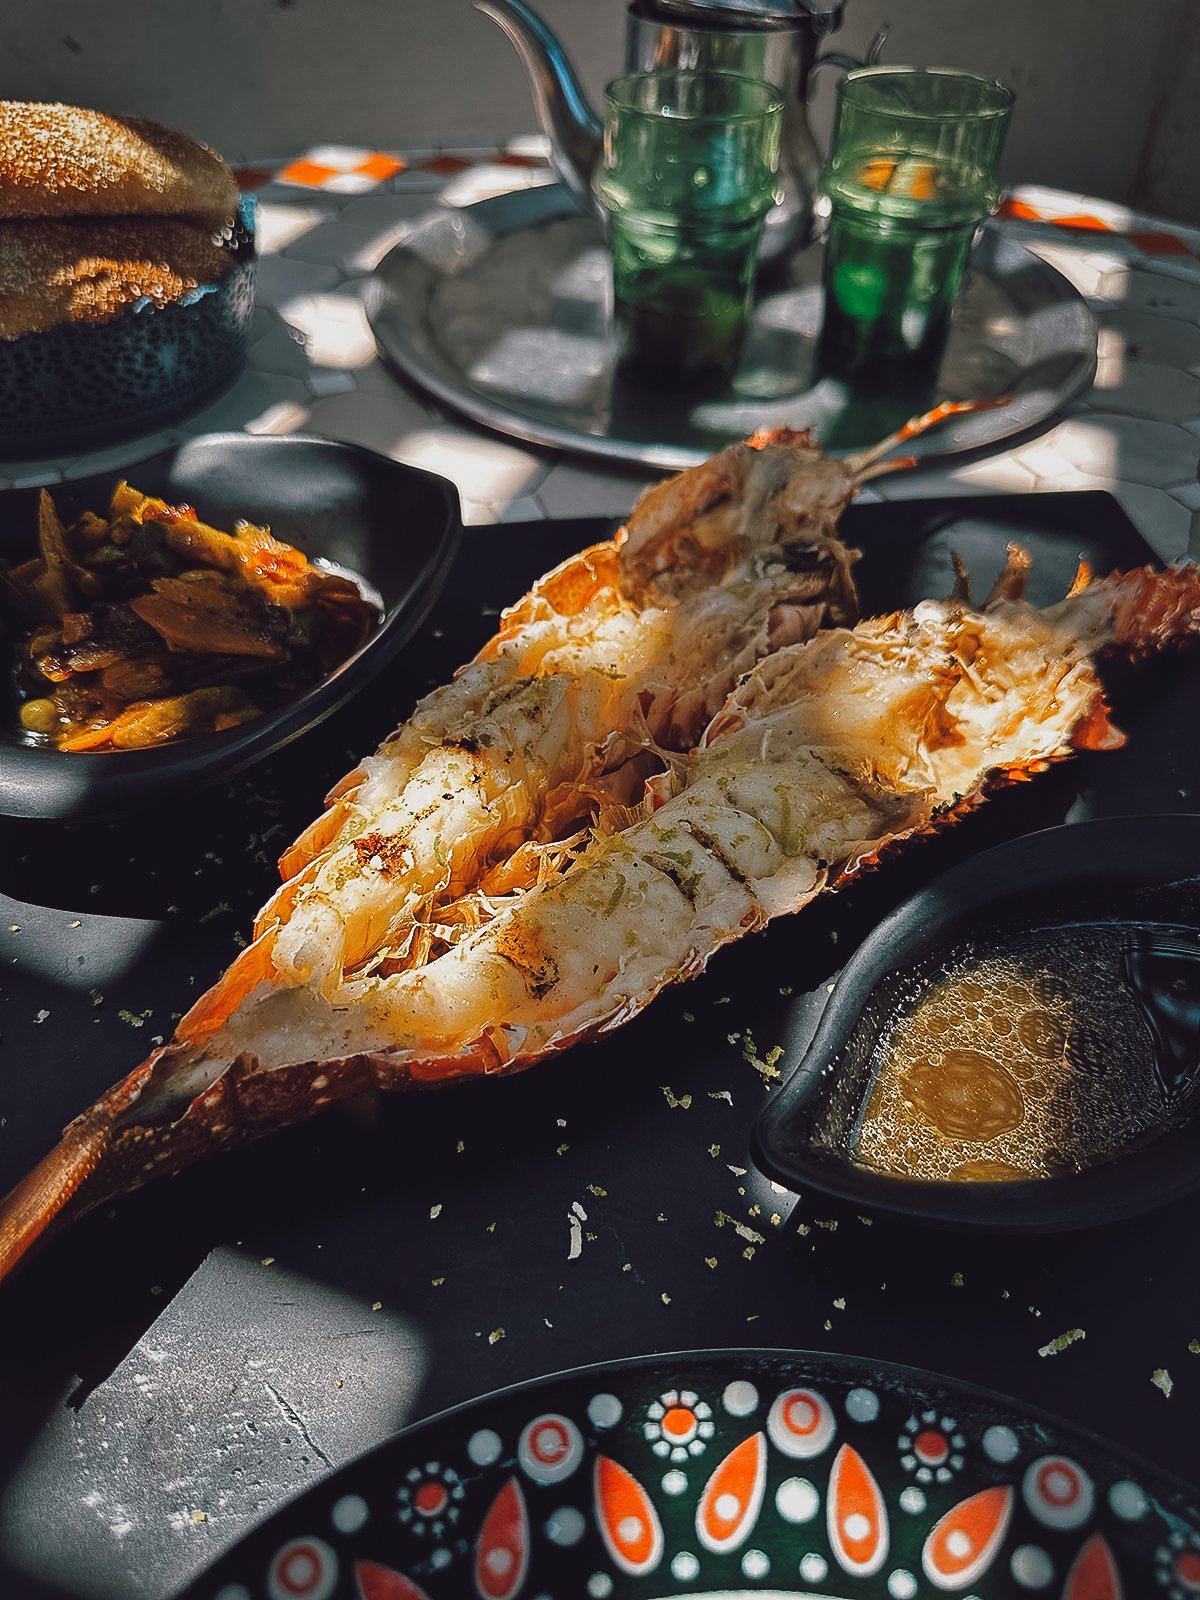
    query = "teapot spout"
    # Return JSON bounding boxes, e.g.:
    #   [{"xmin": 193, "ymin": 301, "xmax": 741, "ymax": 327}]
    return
[{"xmin": 472, "ymin": 0, "xmax": 603, "ymax": 208}]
